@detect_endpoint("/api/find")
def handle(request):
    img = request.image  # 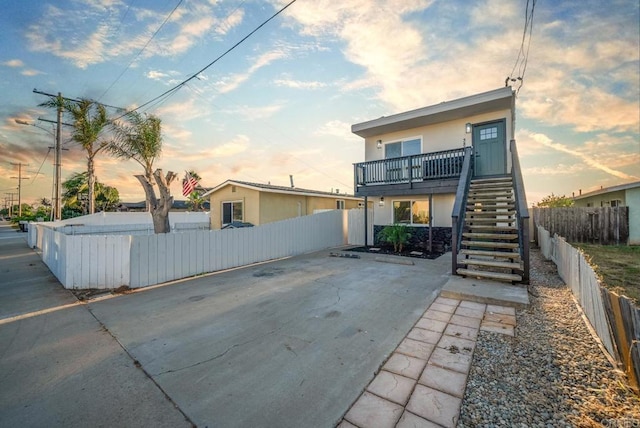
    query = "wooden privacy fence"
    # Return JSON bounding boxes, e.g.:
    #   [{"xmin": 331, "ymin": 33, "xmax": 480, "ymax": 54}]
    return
[
  {"xmin": 532, "ymin": 206, "xmax": 629, "ymax": 244},
  {"xmin": 537, "ymin": 225, "xmax": 639, "ymax": 391},
  {"xmin": 30, "ymin": 210, "xmax": 348, "ymax": 290}
]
